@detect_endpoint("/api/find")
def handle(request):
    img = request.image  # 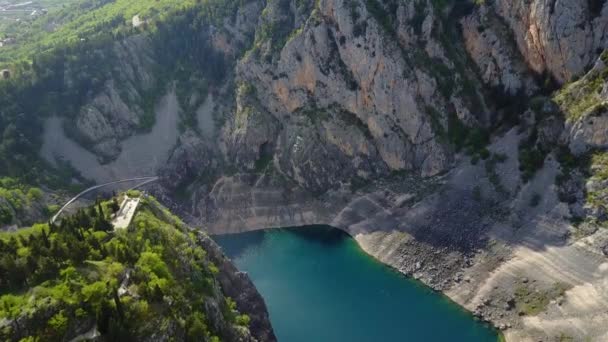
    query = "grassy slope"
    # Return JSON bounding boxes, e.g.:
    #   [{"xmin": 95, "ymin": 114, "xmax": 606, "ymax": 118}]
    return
[{"xmin": 554, "ymin": 52, "xmax": 608, "ymax": 122}]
